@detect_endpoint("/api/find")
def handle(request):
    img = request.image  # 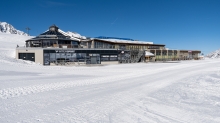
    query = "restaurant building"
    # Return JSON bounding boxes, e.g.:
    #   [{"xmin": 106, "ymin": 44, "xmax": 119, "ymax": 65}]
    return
[{"xmin": 16, "ymin": 25, "xmax": 201, "ymax": 65}]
